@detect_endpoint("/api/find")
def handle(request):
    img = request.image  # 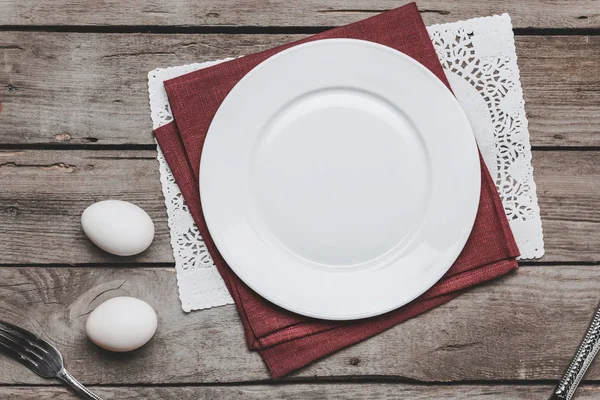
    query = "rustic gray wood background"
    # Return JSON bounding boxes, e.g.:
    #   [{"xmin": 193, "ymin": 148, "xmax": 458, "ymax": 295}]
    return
[{"xmin": 1, "ymin": 1, "xmax": 599, "ymax": 398}]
